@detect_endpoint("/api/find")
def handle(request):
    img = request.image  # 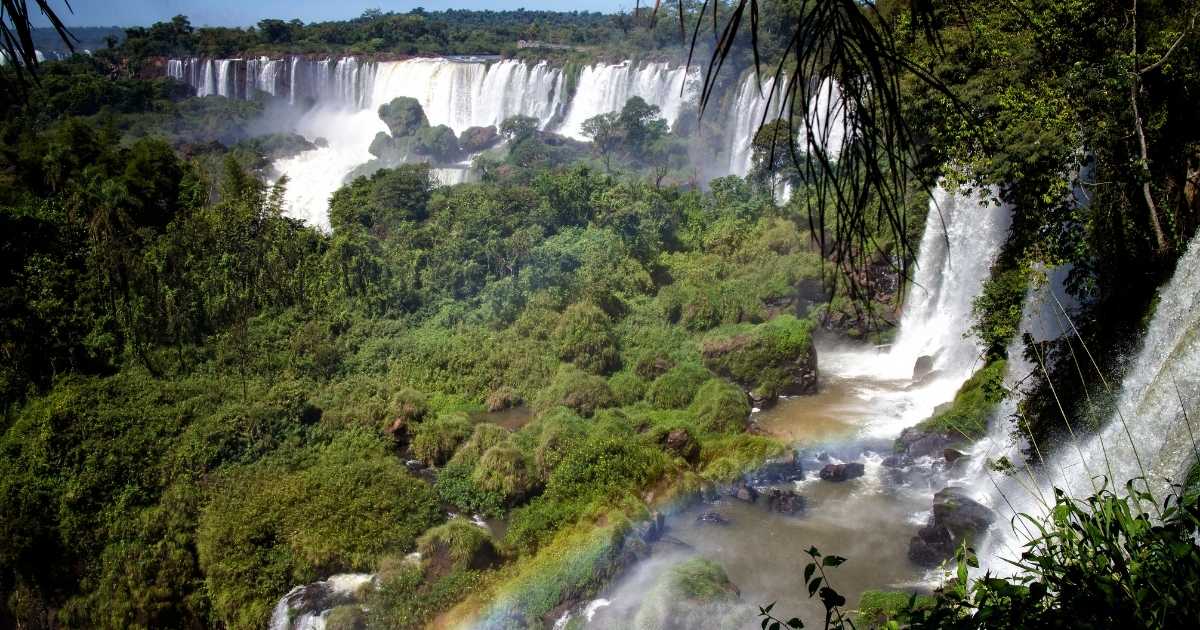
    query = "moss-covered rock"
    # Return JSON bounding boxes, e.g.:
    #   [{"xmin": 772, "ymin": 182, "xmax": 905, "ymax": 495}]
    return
[
  {"xmin": 449, "ymin": 423, "xmax": 511, "ymax": 468},
  {"xmin": 378, "ymin": 96, "xmax": 428, "ymax": 137},
  {"xmin": 855, "ymin": 590, "xmax": 934, "ymax": 629},
  {"xmin": 689, "ymin": 378, "xmax": 751, "ymax": 433},
  {"xmin": 646, "ymin": 362, "xmax": 711, "ymax": 409},
  {"xmin": 554, "ymin": 301, "xmax": 620, "ymax": 374},
  {"xmin": 460, "ymin": 125, "xmax": 501, "ymax": 153},
  {"xmin": 914, "ymin": 359, "xmax": 1007, "ymax": 441},
  {"xmin": 701, "ymin": 315, "xmax": 817, "ymax": 403}
]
